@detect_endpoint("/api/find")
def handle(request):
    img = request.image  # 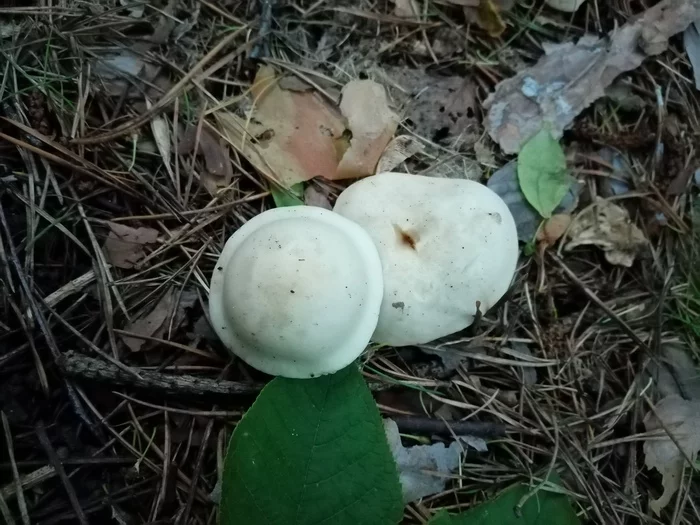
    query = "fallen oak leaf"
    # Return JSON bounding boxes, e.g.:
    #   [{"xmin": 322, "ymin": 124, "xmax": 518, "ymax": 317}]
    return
[
  {"xmin": 103, "ymin": 222, "xmax": 158, "ymax": 269},
  {"xmin": 643, "ymin": 395, "xmax": 700, "ymax": 515},
  {"xmin": 484, "ymin": 0, "xmax": 700, "ymax": 153},
  {"xmin": 564, "ymin": 197, "xmax": 647, "ymax": 267}
]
